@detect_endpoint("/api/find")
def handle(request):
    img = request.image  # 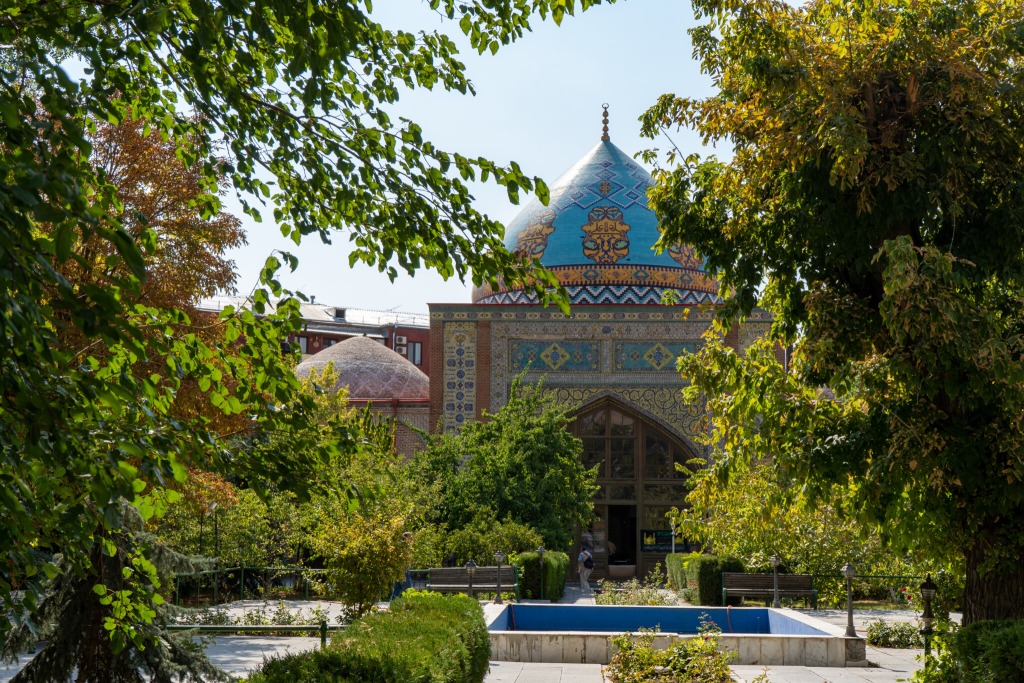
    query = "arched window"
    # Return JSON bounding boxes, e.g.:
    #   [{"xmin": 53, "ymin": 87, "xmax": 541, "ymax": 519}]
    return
[{"xmin": 573, "ymin": 402, "xmax": 696, "ymax": 577}]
